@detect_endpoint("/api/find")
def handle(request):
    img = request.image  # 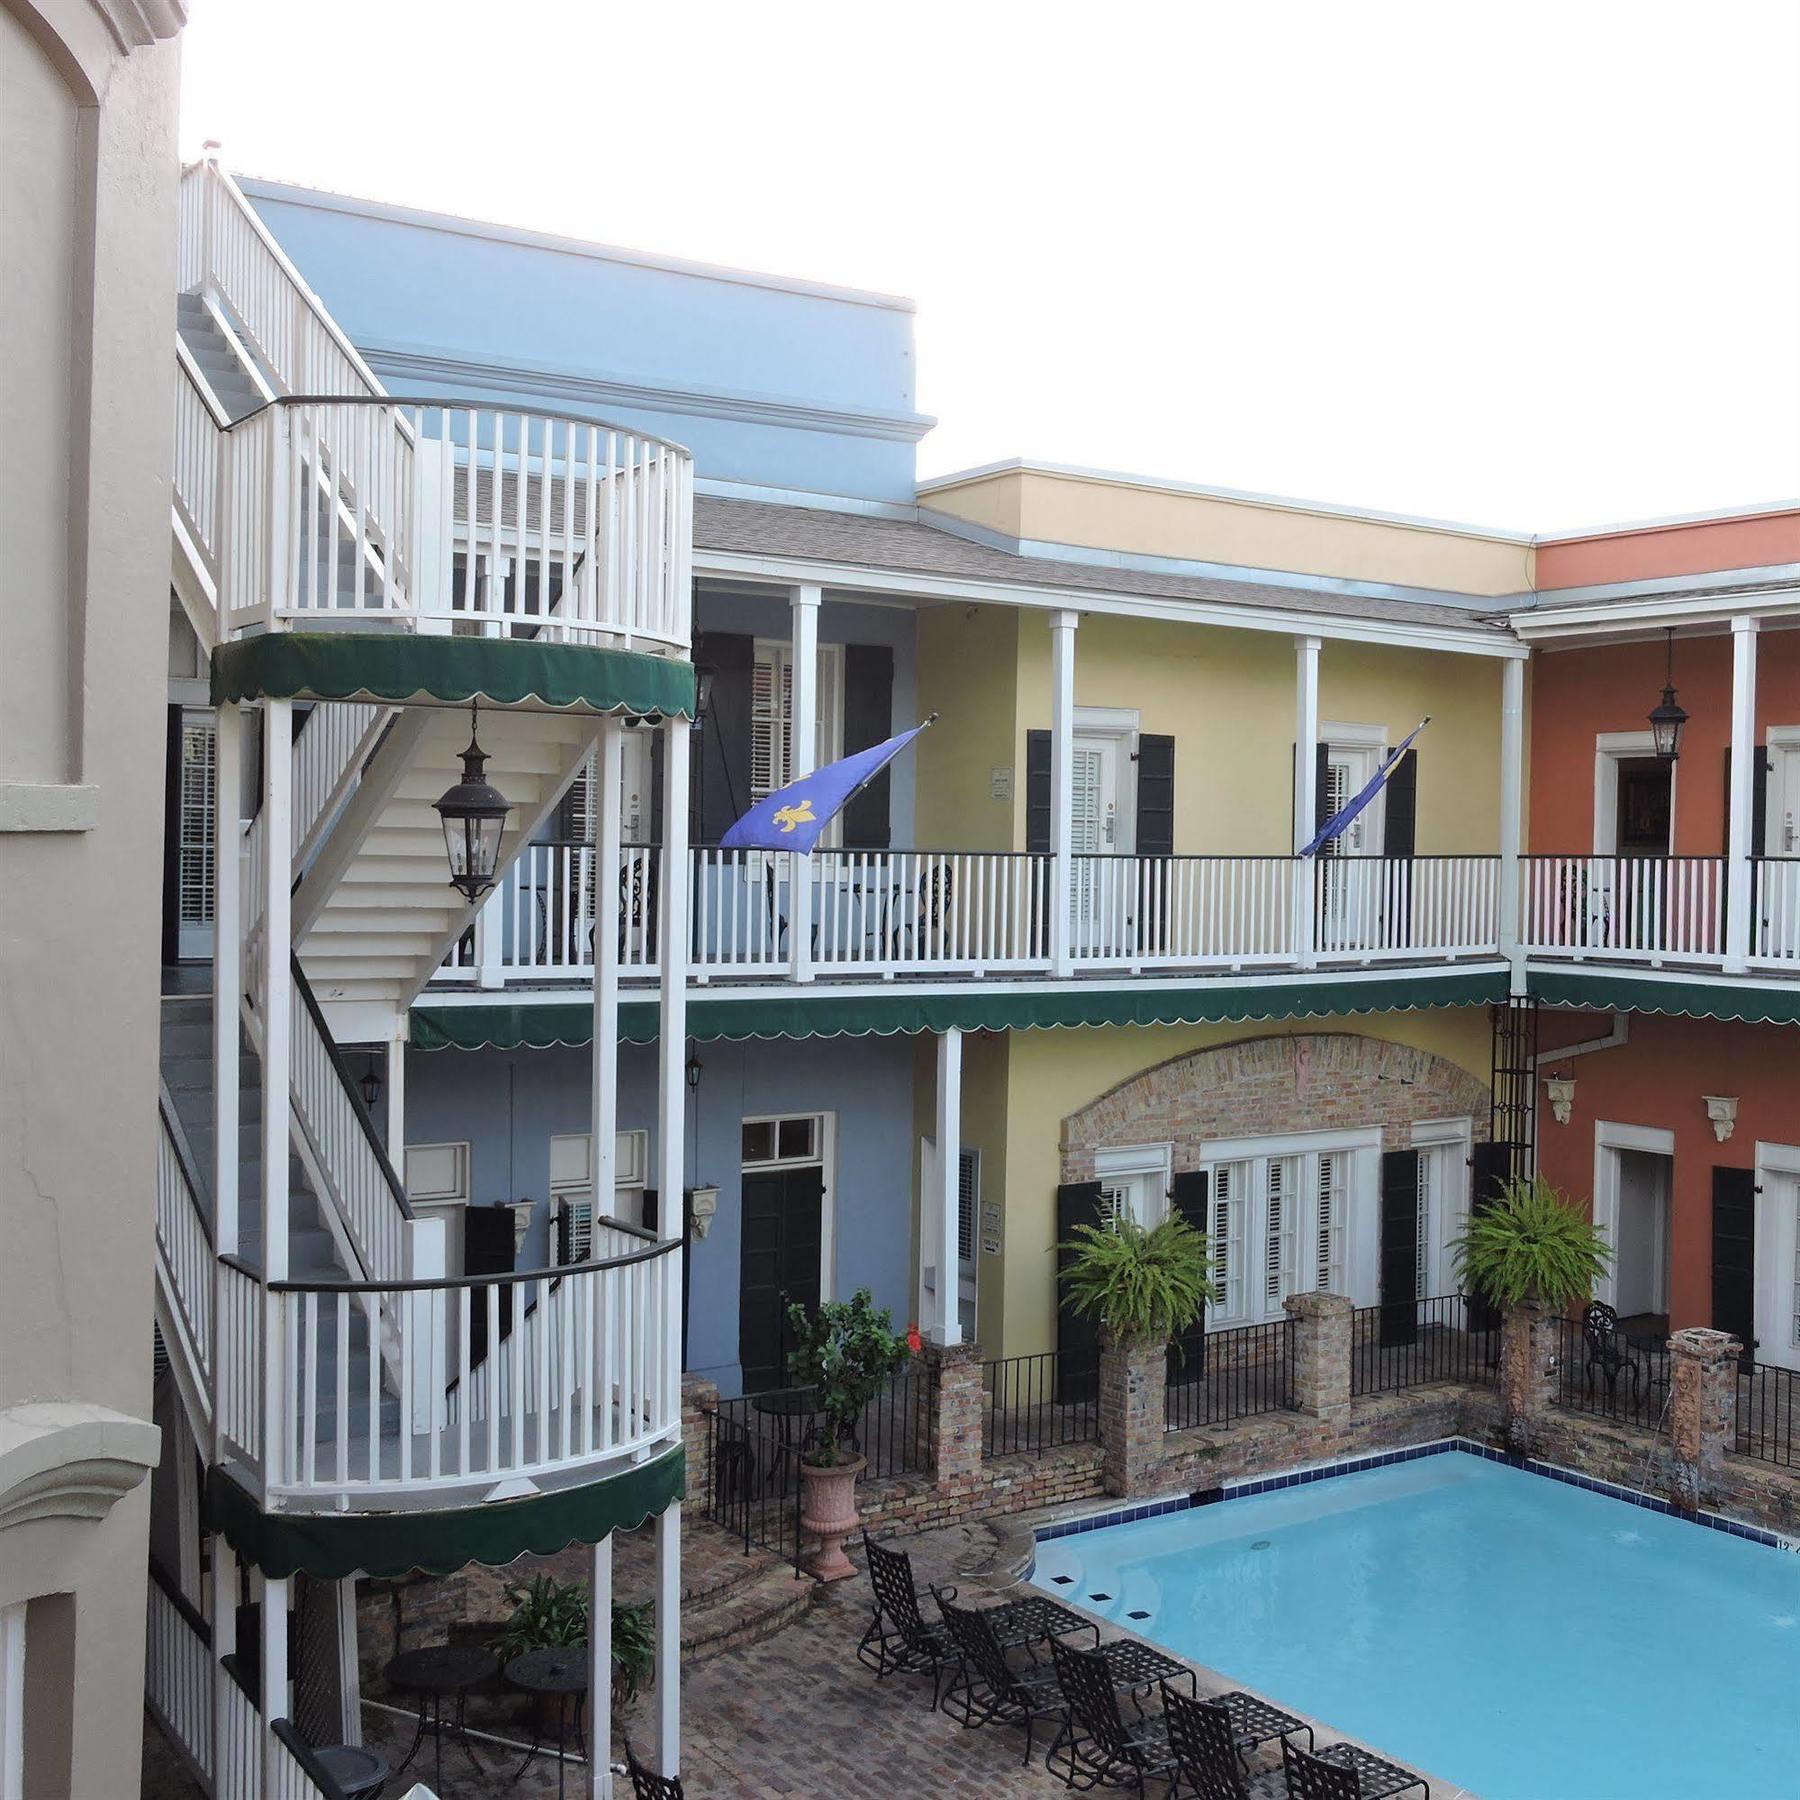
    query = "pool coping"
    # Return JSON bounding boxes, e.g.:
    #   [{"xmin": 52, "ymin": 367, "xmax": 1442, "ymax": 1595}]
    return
[{"xmin": 1028, "ymin": 1435, "xmax": 1800, "ymax": 1554}]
